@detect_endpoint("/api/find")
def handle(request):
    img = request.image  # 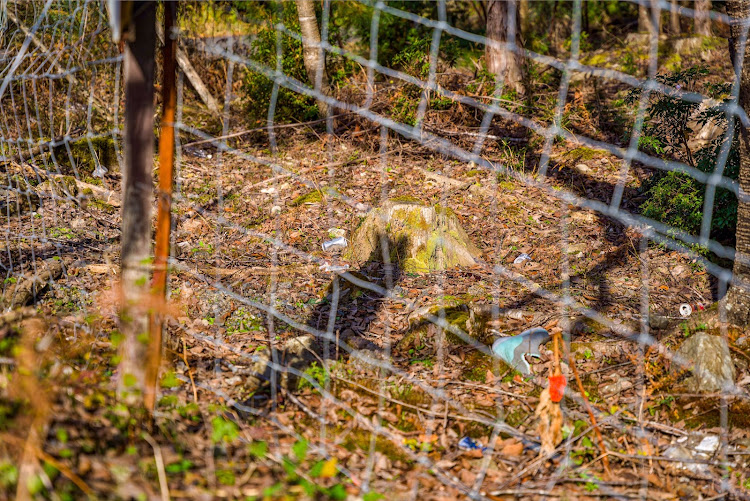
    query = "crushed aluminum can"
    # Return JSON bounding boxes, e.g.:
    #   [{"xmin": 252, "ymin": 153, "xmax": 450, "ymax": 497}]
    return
[
  {"xmin": 513, "ymin": 253, "xmax": 531, "ymax": 264},
  {"xmin": 679, "ymin": 303, "xmax": 692, "ymax": 317},
  {"xmin": 322, "ymin": 236, "xmax": 348, "ymax": 252},
  {"xmin": 319, "ymin": 263, "xmax": 350, "ymax": 274}
]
